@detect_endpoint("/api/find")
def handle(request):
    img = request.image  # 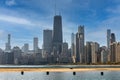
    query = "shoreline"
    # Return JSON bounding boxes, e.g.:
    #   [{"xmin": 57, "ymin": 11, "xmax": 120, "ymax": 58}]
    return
[
  {"xmin": 0, "ymin": 65, "xmax": 120, "ymax": 72},
  {"xmin": 0, "ymin": 68, "xmax": 120, "ymax": 72}
]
